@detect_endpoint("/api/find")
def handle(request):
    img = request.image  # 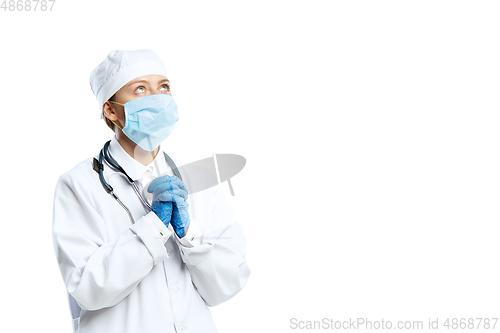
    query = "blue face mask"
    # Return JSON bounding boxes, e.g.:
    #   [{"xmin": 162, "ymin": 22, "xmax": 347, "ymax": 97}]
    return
[{"xmin": 110, "ymin": 94, "xmax": 178, "ymax": 151}]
